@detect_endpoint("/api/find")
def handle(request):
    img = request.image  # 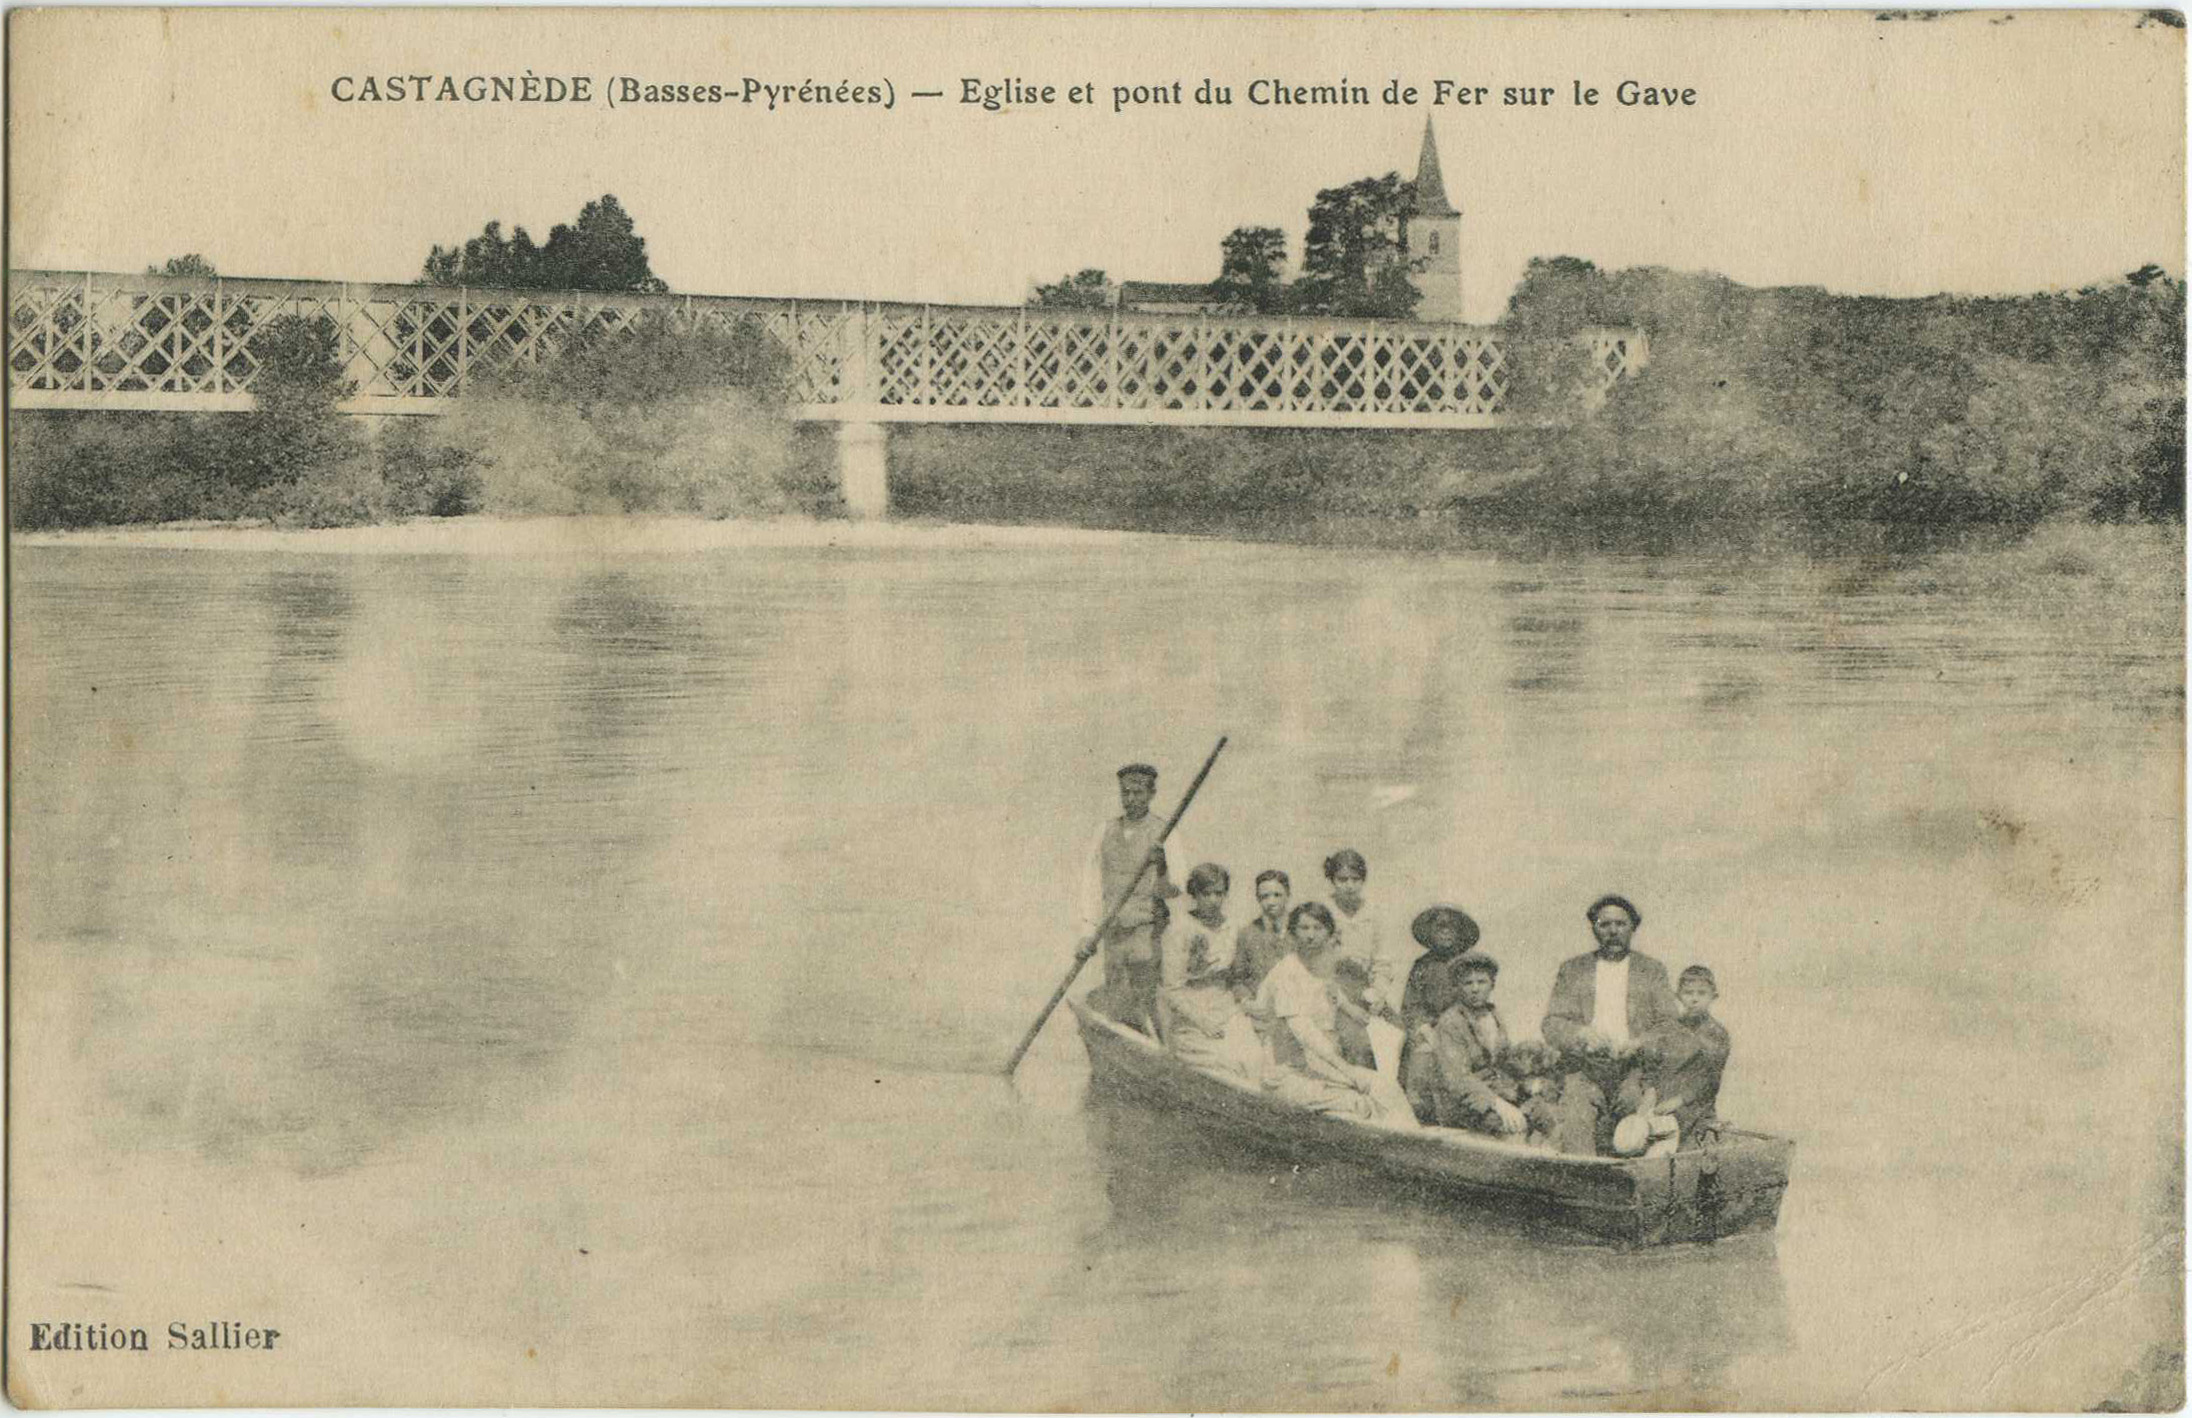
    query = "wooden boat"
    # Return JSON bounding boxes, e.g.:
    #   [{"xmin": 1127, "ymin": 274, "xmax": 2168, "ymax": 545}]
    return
[{"xmin": 1069, "ymin": 999, "xmax": 1793, "ymax": 1249}]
